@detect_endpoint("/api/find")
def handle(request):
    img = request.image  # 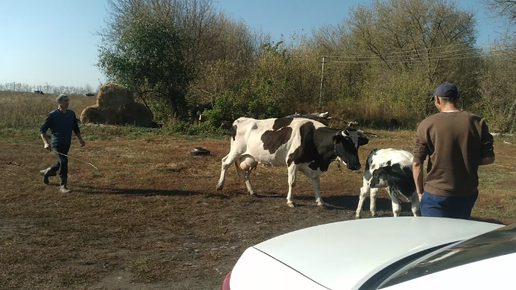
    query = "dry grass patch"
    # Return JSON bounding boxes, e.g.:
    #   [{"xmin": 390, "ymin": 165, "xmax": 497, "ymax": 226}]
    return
[{"xmin": 0, "ymin": 91, "xmax": 95, "ymax": 129}]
